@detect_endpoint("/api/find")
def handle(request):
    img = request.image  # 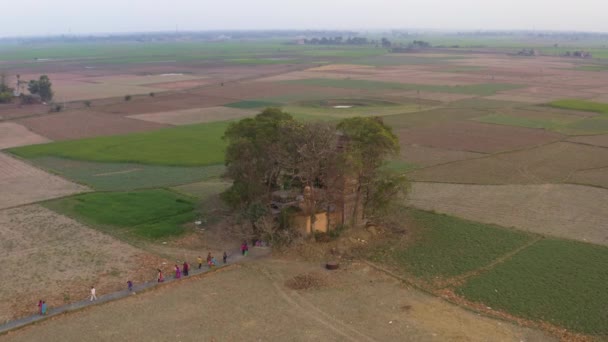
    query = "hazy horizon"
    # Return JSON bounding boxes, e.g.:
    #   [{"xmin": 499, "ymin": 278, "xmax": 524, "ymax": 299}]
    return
[{"xmin": 4, "ymin": 0, "xmax": 608, "ymax": 38}]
